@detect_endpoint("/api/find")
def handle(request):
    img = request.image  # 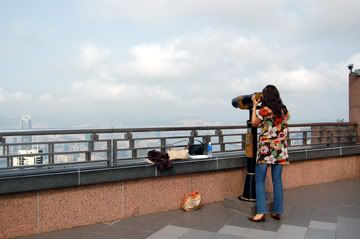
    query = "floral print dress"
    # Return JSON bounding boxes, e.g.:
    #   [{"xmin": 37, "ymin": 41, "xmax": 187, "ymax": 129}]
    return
[{"xmin": 256, "ymin": 106, "xmax": 289, "ymax": 165}]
